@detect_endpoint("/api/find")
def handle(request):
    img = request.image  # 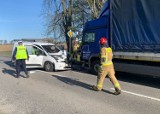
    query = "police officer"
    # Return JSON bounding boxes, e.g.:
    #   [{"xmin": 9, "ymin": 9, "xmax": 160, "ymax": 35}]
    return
[
  {"xmin": 92, "ymin": 37, "xmax": 121, "ymax": 95},
  {"xmin": 12, "ymin": 41, "xmax": 29, "ymax": 78}
]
